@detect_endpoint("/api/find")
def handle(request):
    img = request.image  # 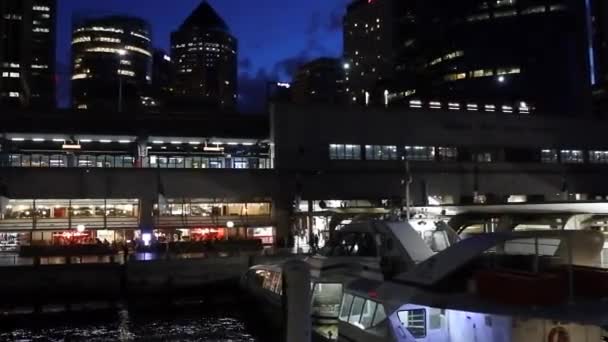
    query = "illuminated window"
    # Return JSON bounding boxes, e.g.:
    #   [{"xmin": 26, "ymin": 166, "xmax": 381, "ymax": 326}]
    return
[
  {"xmin": 95, "ymin": 37, "xmax": 121, "ymax": 43},
  {"xmin": 494, "ymin": 10, "xmax": 517, "ymax": 18},
  {"xmin": 541, "ymin": 149, "xmax": 558, "ymax": 163},
  {"xmin": 397, "ymin": 309, "xmax": 426, "ymax": 338},
  {"xmin": 467, "ymin": 13, "xmax": 490, "ymax": 21},
  {"xmin": 9, "ymin": 92, "xmax": 19, "ymax": 97},
  {"xmin": 438, "ymin": 147, "xmax": 458, "ymax": 161},
  {"xmin": 125, "ymin": 45, "xmax": 152, "ymax": 57},
  {"xmin": 550, "ymin": 4, "xmax": 566, "ymax": 11},
  {"xmin": 329, "ymin": 144, "xmax": 361, "ymax": 160},
  {"xmin": 589, "ymin": 151, "xmax": 608, "ymax": 164},
  {"xmin": 32, "ymin": 64, "xmax": 48, "ymax": 69},
  {"xmin": 72, "ymin": 36, "xmax": 91, "ymax": 44},
  {"xmin": 405, "ymin": 146, "xmax": 435, "ymax": 161},
  {"xmin": 32, "ymin": 5, "xmax": 50, "ymax": 11},
  {"xmin": 117, "ymin": 69, "xmax": 135, "ymax": 77},
  {"xmin": 444, "ymin": 73, "xmax": 467, "ymax": 81},
  {"xmin": 72, "ymin": 73, "xmax": 89, "ymax": 80},
  {"xmin": 560, "ymin": 150, "xmax": 584, "ymax": 164},
  {"xmin": 522, "ymin": 6, "xmax": 546, "ymax": 14},
  {"xmin": 33, "ymin": 27, "xmax": 50, "ymax": 33},
  {"xmin": 365, "ymin": 145, "xmax": 398, "ymax": 161},
  {"xmin": 130, "ymin": 31, "xmax": 151, "ymax": 41}
]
